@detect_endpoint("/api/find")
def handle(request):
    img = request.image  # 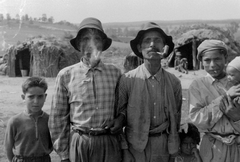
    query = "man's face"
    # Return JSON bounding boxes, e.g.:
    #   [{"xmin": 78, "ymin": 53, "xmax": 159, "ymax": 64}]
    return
[
  {"xmin": 226, "ymin": 66, "xmax": 240, "ymax": 85},
  {"xmin": 202, "ymin": 50, "xmax": 226, "ymax": 79},
  {"xmin": 77, "ymin": 29, "xmax": 104, "ymax": 66},
  {"xmin": 138, "ymin": 30, "xmax": 165, "ymax": 60}
]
